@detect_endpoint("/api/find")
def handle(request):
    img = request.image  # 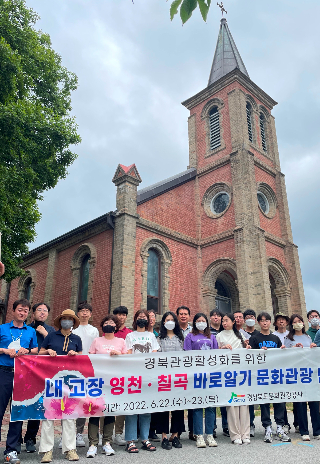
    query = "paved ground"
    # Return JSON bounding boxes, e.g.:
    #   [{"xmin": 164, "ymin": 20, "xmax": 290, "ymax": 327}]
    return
[{"xmin": 1, "ymin": 412, "xmax": 318, "ymax": 464}]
